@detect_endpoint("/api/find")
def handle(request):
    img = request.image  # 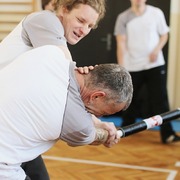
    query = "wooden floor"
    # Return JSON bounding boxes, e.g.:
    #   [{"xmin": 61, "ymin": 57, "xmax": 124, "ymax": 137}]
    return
[{"xmin": 43, "ymin": 130, "xmax": 180, "ymax": 180}]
